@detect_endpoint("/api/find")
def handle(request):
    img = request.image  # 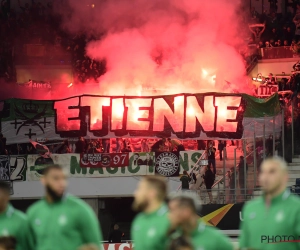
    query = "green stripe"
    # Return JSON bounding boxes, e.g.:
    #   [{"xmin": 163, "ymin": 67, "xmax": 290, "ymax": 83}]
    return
[{"xmin": 242, "ymin": 93, "xmax": 281, "ymax": 118}]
